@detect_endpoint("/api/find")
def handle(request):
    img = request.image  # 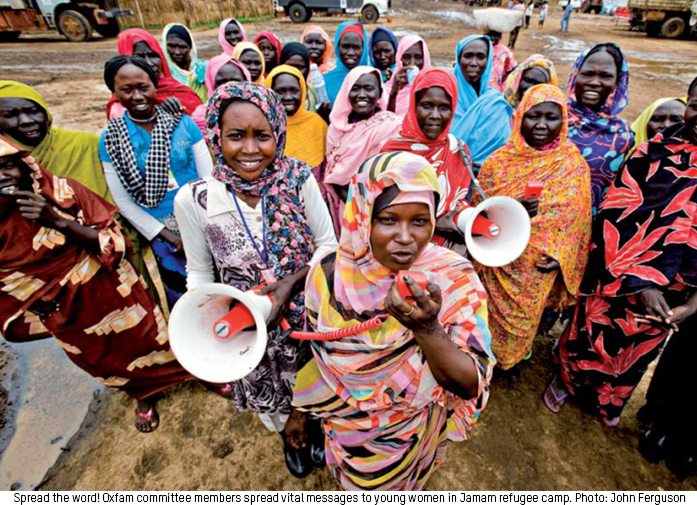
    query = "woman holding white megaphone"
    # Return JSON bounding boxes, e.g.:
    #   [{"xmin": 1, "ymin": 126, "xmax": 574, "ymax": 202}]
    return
[
  {"xmin": 174, "ymin": 82, "xmax": 337, "ymax": 479},
  {"xmin": 473, "ymin": 84, "xmax": 593, "ymax": 376}
]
